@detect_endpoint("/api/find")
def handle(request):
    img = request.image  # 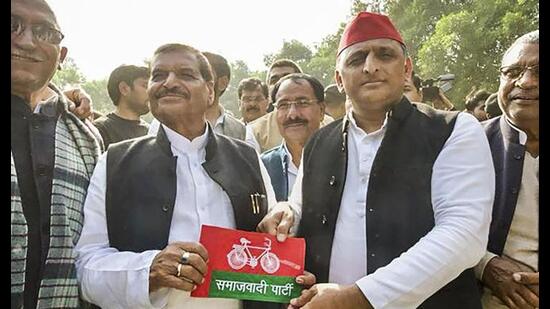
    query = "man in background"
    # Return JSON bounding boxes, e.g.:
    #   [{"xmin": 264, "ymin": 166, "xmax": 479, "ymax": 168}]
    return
[
  {"xmin": 323, "ymin": 84, "xmax": 346, "ymax": 120},
  {"xmin": 238, "ymin": 77, "xmax": 269, "ymax": 123},
  {"xmin": 94, "ymin": 64, "xmax": 150, "ymax": 148}
]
